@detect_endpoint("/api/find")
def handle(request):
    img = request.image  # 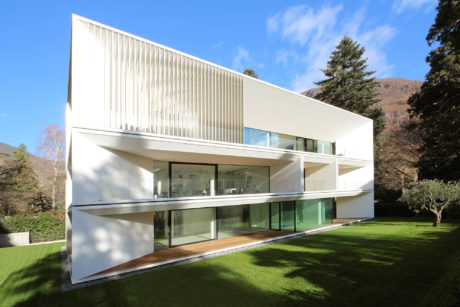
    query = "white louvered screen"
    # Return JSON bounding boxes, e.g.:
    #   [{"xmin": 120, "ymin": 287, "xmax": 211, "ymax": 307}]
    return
[{"xmin": 72, "ymin": 19, "xmax": 244, "ymax": 144}]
